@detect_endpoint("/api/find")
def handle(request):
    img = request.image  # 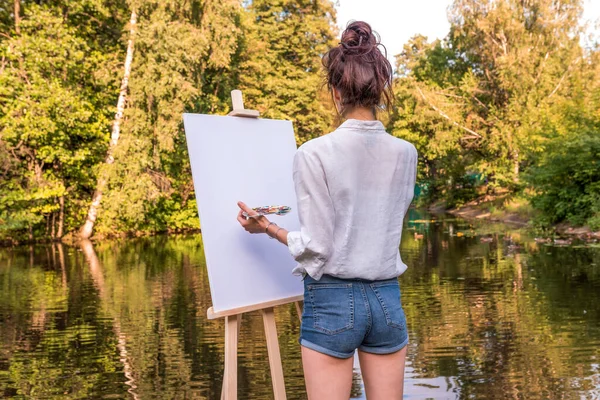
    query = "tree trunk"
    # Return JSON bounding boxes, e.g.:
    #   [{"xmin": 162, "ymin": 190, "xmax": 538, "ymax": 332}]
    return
[
  {"xmin": 57, "ymin": 194, "xmax": 65, "ymax": 238},
  {"xmin": 14, "ymin": 0, "xmax": 20, "ymax": 34},
  {"xmin": 80, "ymin": 10, "xmax": 137, "ymax": 239},
  {"xmin": 512, "ymin": 150, "xmax": 519, "ymax": 183},
  {"xmin": 51, "ymin": 212, "xmax": 56, "ymax": 240}
]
